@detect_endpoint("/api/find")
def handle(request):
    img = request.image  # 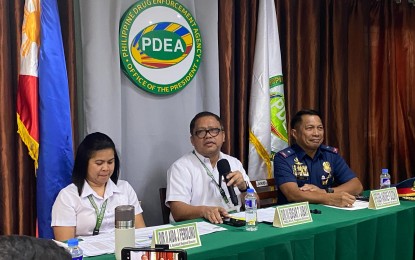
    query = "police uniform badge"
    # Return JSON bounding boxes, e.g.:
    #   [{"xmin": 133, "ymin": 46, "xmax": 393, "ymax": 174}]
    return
[
  {"xmin": 323, "ymin": 161, "xmax": 331, "ymax": 173},
  {"xmin": 322, "ymin": 161, "xmax": 332, "ymax": 185},
  {"xmin": 292, "ymin": 157, "xmax": 309, "ymax": 180}
]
